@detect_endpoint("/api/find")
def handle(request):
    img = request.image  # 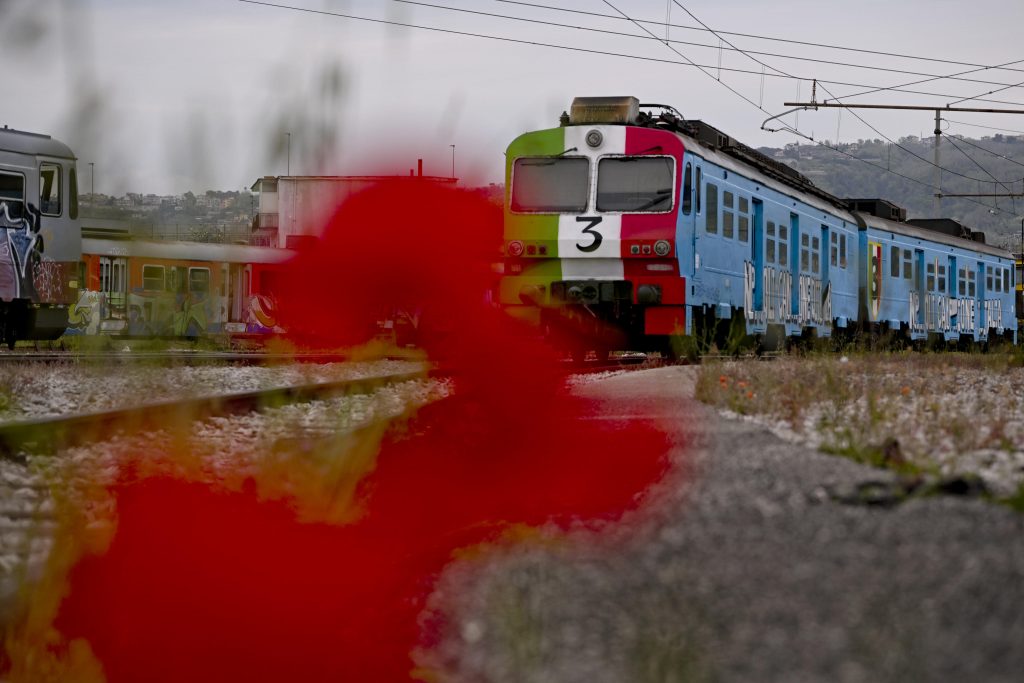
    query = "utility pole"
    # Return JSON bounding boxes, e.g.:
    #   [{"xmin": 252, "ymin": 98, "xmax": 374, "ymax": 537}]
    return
[
  {"xmin": 780, "ymin": 100, "xmax": 1024, "ymax": 217},
  {"xmin": 450, "ymin": 144, "xmax": 455, "ymax": 180},
  {"xmin": 286, "ymin": 132, "xmax": 291, "ymax": 176},
  {"xmin": 934, "ymin": 109, "xmax": 941, "ymax": 216},
  {"xmin": 89, "ymin": 162, "xmax": 95, "ymax": 198}
]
